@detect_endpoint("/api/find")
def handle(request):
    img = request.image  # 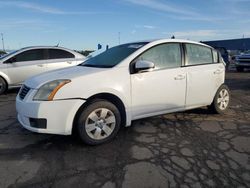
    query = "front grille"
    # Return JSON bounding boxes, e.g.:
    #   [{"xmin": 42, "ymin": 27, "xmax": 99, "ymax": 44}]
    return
[
  {"xmin": 238, "ymin": 57, "xmax": 250, "ymax": 63},
  {"xmin": 19, "ymin": 85, "xmax": 30, "ymax": 100},
  {"xmin": 239, "ymin": 59, "xmax": 250, "ymax": 63}
]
